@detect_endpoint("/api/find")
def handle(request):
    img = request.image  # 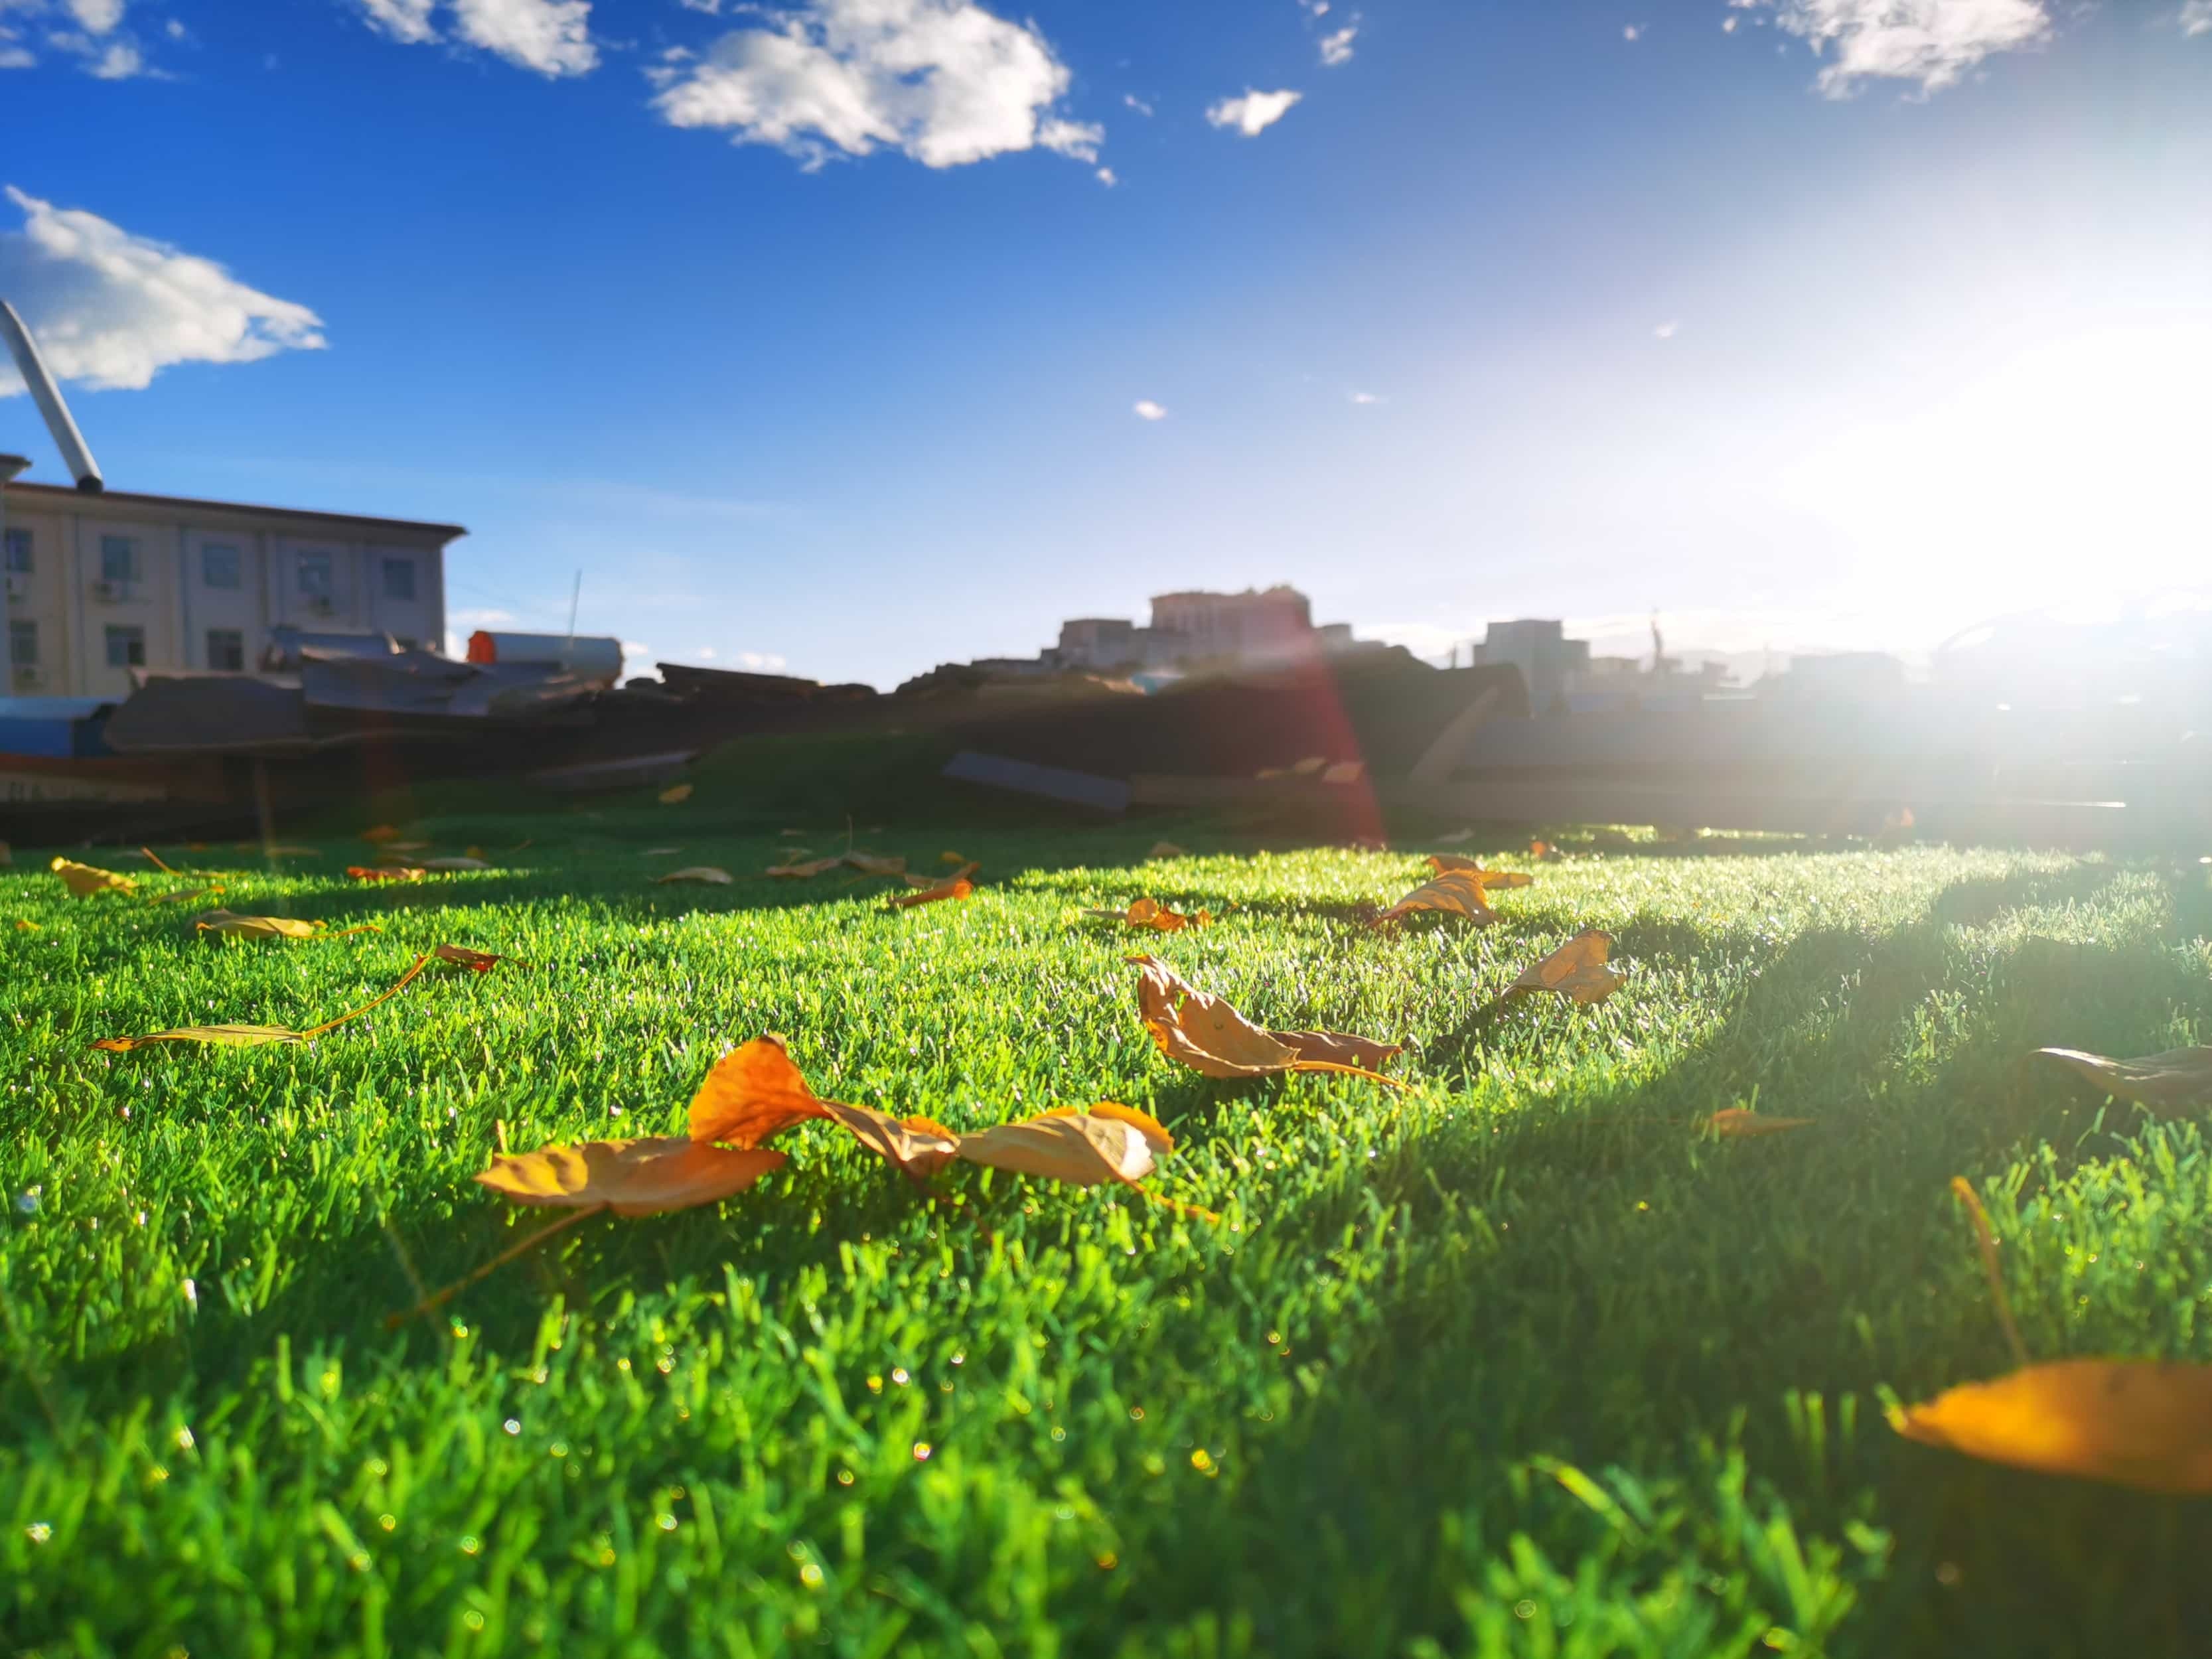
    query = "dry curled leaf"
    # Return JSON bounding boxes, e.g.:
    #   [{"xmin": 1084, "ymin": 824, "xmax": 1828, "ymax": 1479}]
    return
[
  {"xmin": 1889, "ymin": 1360, "xmax": 2212, "ymax": 1494},
  {"xmin": 1147, "ymin": 840, "xmax": 1189, "ymax": 859},
  {"xmin": 1509, "ymin": 930, "xmax": 1627, "ymax": 1005},
  {"xmin": 50, "ymin": 857, "xmax": 135, "ymax": 897},
  {"xmin": 433, "ymin": 944, "xmax": 522, "ymax": 974},
  {"xmin": 687, "ymin": 1035, "xmax": 836, "ymax": 1147},
  {"xmin": 1321, "ymin": 760, "xmax": 1364, "ymax": 784},
  {"xmin": 475, "ymin": 1139, "xmax": 787, "ymax": 1216},
  {"xmin": 91, "ymin": 954, "xmax": 431, "ymax": 1052},
  {"xmin": 348, "ymin": 865, "xmax": 424, "ymax": 883},
  {"xmin": 1704, "ymin": 1108, "xmax": 1814, "ymax": 1137},
  {"xmin": 1290, "ymin": 756, "xmax": 1328, "ymax": 776},
  {"xmin": 767, "ymin": 855, "xmax": 842, "ymax": 879},
  {"xmin": 658, "ymin": 783, "xmax": 695, "ymax": 804},
  {"xmin": 1127, "ymin": 955, "xmax": 1402, "ymax": 1084},
  {"xmin": 816, "ymin": 1099, "xmax": 962, "ymax": 1181},
  {"xmin": 1087, "ymin": 897, "xmax": 1211, "ymax": 933},
  {"xmin": 1425, "ymin": 855, "xmax": 1534, "ymax": 888},
  {"xmin": 654, "ymin": 866, "xmax": 733, "ymax": 885},
  {"xmin": 419, "ymin": 856, "xmax": 492, "ymax": 872},
  {"xmin": 2029, "ymin": 1046, "xmax": 2212, "ymax": 1116},
  {"xmin": 889, "ymin": 877, "xmax": 974, "ymax": 910},
  {"xmin": 957, "ymin": 1102, "xmax": 1171, "ymax": 1190},
  {"xmin": 196, "ymin": 910, "xmax": 382, "ymax": 941},
  {"xmin": 1374, "ymin": 867, "xmax": 1497, "ymax": 928},
  {"xmin": 842, "ymin": 851, "xmax": 909, "ymax": 879}
]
